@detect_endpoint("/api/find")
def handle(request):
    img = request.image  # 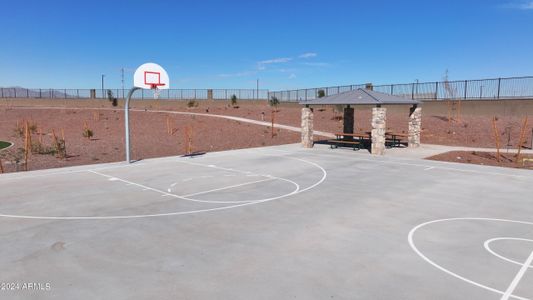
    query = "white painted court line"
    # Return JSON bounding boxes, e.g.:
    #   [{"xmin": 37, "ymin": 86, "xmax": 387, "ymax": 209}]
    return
[
  {"xmin": 0, "ymin": 162, "xmax": 146, "ymax": 182},
  {"xmin": 180, "ymin": 178, "xmax": 275, "ymax": 198},
  {"xmin": 501, "ymin": 250, "xmax": 533, "ymax": 300},
  {"xmin": 485, "ymin": 238, "xmax": 533, "ymax": 268},
  {"xmin": 176, "ymin": 161, "xmax": 263, "ymax": 176},
  {"xmin": 88, "ymin": 170, "xmax": 257, "ymax": 205},
  {"xmin": 290, "ymin": 149, "xmax": 530, "ymax": 179},
  {"xmin": 0, "ymin": 155, "xmax": 326, "ymax": 220},
  {"xmin": 408, "ymin": 218, "xmax": 533, "ymax": 300}
]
